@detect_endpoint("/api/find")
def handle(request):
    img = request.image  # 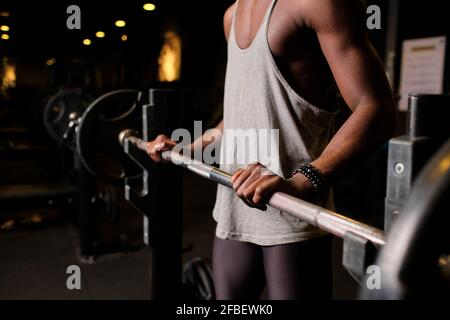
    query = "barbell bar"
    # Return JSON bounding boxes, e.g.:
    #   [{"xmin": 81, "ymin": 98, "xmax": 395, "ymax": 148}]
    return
[{"xmin": 120, "ymin": 129, "xmax": 387, "ymax": 248}]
